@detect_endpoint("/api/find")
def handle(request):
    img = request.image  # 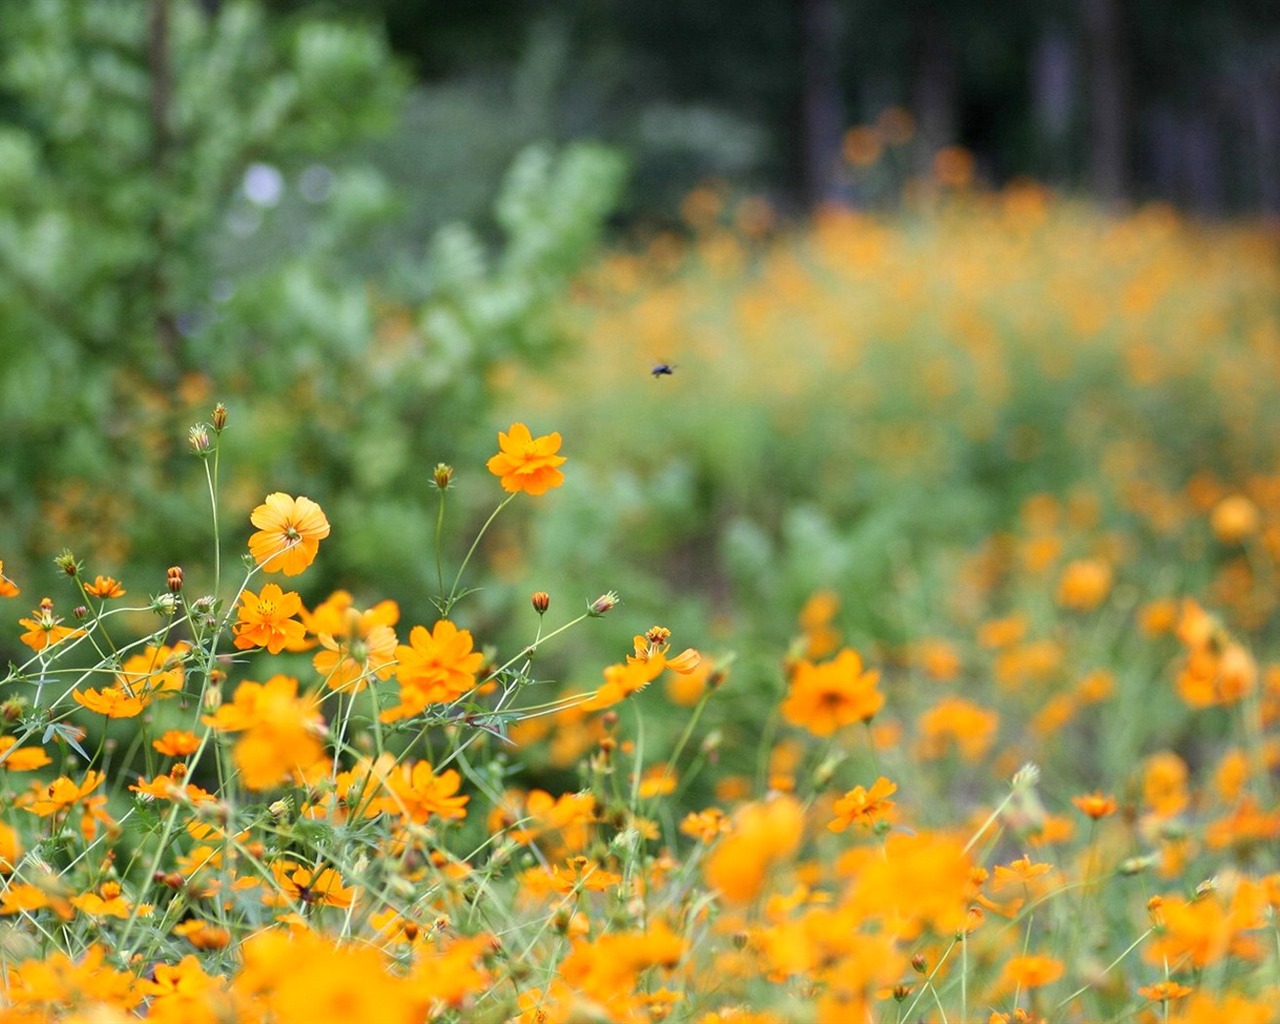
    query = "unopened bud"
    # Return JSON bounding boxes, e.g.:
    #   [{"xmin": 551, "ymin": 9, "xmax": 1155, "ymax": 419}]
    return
[
  {"xmin": 531, "ymin": 591, "xmax": 550, "ymax": 614},
  {"xmin": 167, "ymin": 566, "xmax": 183, "ymax": 593},
  {"xmin": 72, "ymin": 605, "xmax": 88, "ymax": 620},
  {"xmin": 211, "ymin": 403, "xmax": 228, "ymax": 432},
  {"xmin": 433, "ymin": 463, "xmax": 454, "ymax": 490},
  {"xmin": 911, "ymin": 954, "xmax": 928, "ymax": 974},
  {"xmin": 588, "ymin": 591, "xmax": 620, "ymax": 617}
]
